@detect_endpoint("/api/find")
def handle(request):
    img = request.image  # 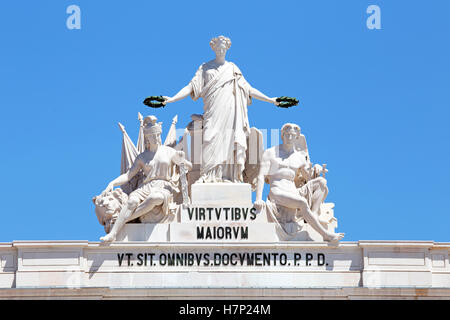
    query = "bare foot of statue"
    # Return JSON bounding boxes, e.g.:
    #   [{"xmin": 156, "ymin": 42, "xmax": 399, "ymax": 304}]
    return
[
  {"xmin": 323, "ymin": 232, "xmax": 345, "ymax": 243},
  {"xmin": 100, "ymin": 232, "xmax": 116, "ymax": 242}
]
